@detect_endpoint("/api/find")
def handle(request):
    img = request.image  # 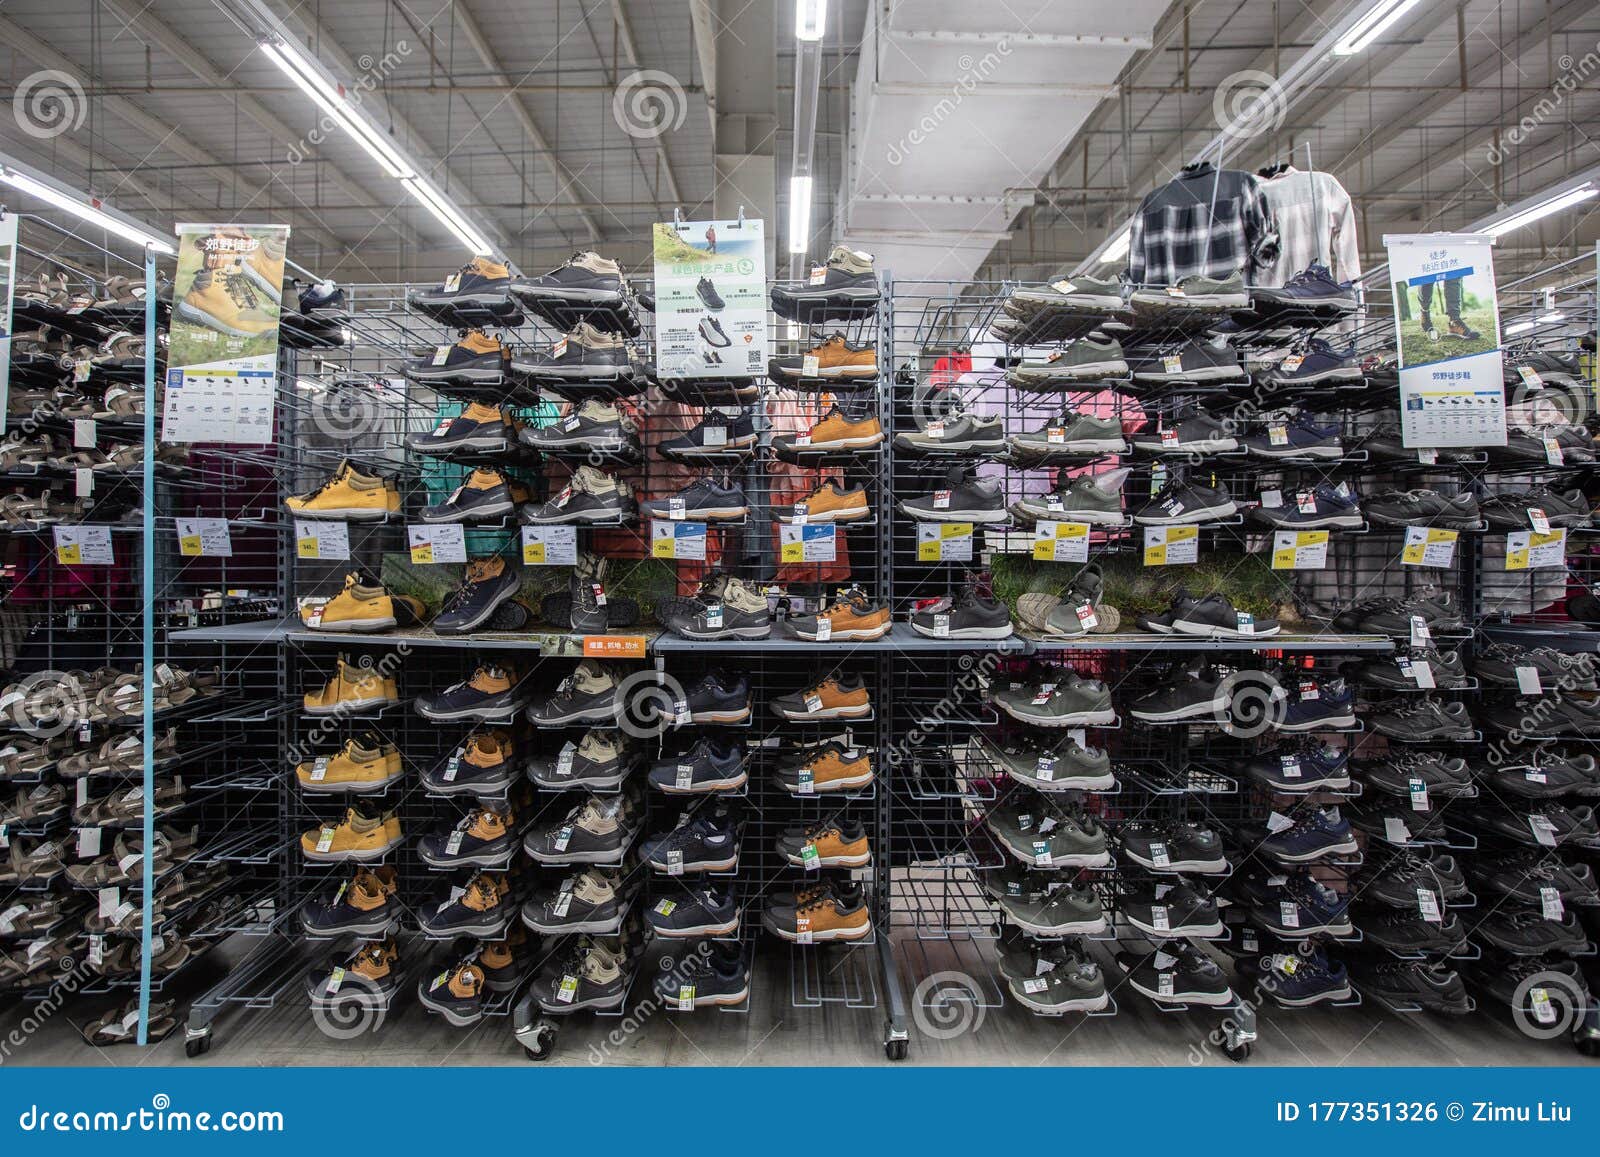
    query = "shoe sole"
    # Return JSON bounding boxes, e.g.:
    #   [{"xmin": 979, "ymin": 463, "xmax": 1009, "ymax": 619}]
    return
[
  {"xmin": 662, "ymin": 985, "xmax": 750, "ymax": 1007},
  {"xmin": 423, "ymin": 771, "xmax": 515, "ymax": 795},
  {"xmin": 1001, "ymin": 769, "xmax": 1116, "ymax": 791},
  {"xmin": 522, "ymin": 912, "xmax": 626, "ymax": 935},
  {"xmin": 1132, "ymin": 368, "xmax": 1248, "ymax": 383},
  {"xmin": 416, "ymin": 987, "xmax": 486, "ymax": 1027},
  {"xmin": 774, "ymin": 509, "xmax": 870, "ymax": 524},
  {"xmin": 1009, "ymin": 360, "xmax": 1130, "ymax": 382},
  {"xmin": 1365, "ymin": 515, "xmax": 1480, "ymax": 529},
  {"xmin": 404, "ymin": 366, "xmax": 506, "ymax": 384},
  {"xmin": 1275, "ymin": 714, "xmax": 1356, "ymax": 732},
  {"xmin": 671, "ymin": 625, "xmax": 773, "ymax": 640},
  {"xmin": 910, "ymin": 622, "xmax": 1014, "ymax": 640},
  {"xmin": 524, "ymin": 846, "xmax": 630, "ymax": 865},
  {"xmin": 410, "ymin": 290, "xmax": 515, "ymax": 309},
  {"xmin": 302, "ymin": 838, "xmax": 404, "ymax": 863},
  {"xmin": 526, "ymin": 704, "xmax": 619, "ymax": 727},
  {"xmin": 510, "ymin": 286, "xmax": 625, "ymax": 305},
  {"xmin": 1133, "ymin": 502, "xmax": 1238, "ymax": 525},
  {"xmin": 1129, "ymin": 697, "xmax": 1228, "ymax": 723},
  {"xmin": 1130, "ymin": 438, "xmax": 1240, "ymax": 453},
  {"xmin": 1266, "ymin": 368, "xmax": 1364, "ymax": 384},
  {"xmin": 652, "ymin": 771, "xmax": 749, "ymax": 794},
  {"xmin": 520, "ymin": 506, "xmax": 629, "ymax": 525},
  {"xmin": 1123, "ymin": 852, "xmax": 1228, "ymax": 873},
  {"xmin": 1130, "ymin": 292, "xmax": 1250, "ymax": 311},
  {"xmin": 687, "ymin": 707, "xmax": 752, "ymax": 724},
  {"xmin": 1125, "ymin": 917, "xmax": 1225, "ymax": 938},
  {"xmin": 649, "ymin": 853, "xmax": 739, "ymax": 872},
  {"xmin": 417, "ymin": 501, "xmax": 515, "ymax": 524},
  {"xmin": 304, "ymin": 697, "xmax": 396, "ymax": 715},
  {"xmin": 1009, "ymin": 439, "xmax": 1130, "ymax": 455},
  {"xmin": 1127, "ymin": 978, "xmax": 1236, "ymax": 1006},
  {"xmin": 895, "ymin": 504, "xmax": 1008, "ymax": 523},
  {"xmin": 780, "ymin": 434, "xmax": 885, "ymax": 452},
  {"xmin": 774, "ymin": 366, "xmax": 878, "ymax": 380},
  {"xmin": 1002, "ymin": 844, "xmax": 1113, "ymax": 869},
  {"xmin": 774, "ymin": 705, "xmax": 871, "ymax": 720},
  {"xmin": 524, "ymin": 436, "xmax": 634, "ymax": 453},
  {"xmin": 417, "ymin": 846, "xmax": 518, "ymax": 869},
  {"xmin": 301, "ymin": 915, "xmax": 398, "ymax": 939},
  {"xmin": 783, "ymin": 851, "xmax": 871, "ymax": 868},
  {"xmin": 172, "ymin": 301, "xmax": 274, "ymax": 339},
  {"xmin": 996, "ymin": 702, "xmax": 1118, "ymax": 727},
  {"xmin": 791, "ymin": 624, "xmax": 891, "ymax": 641},
  {"xmin": 1261, "ymin": 919, "xmax": 1353, "ymax": 937},
  {"xmin": 416, "ymin": 916, "xmax": 510, "ymax": 938},
  {"xmin": 302, "ymin": 617, "xmax": 397, "ymax": 632},
  {"xmin": 660, "ymin": 440, "xmax": 760, "ymax": 457},
  {"xmin": 1002, "ymin": 912, "xmax": 1108, "ymax": 937},
  {"xmin": 535, "ymin": 991, "xmax": 627, "ymax": 1013},
  {"xmin": 1011, "ymin": 504, "xmax": 1125, "ymax": 525},
  {"xmin": 296, "ymin": 770, "xmax": 406, "ymax": 794},
  {"xmin": 893, "ymin": 438, "xmax": 1008, "ymax": 455},
  {"xmin": 1266, "ymin": 839, "xmax": 1360, "ymax": 863},
  {"xmin": 776, "ymin": 772, "xmax": 876, "ymax": 792},
  {"xmin": 511, "ymin": 363, "xmax": 633, "ymax": 381},
  {"xmin": 405, "ymin": 435, "xmax": 509, "ymax": 454},
  {"xmin": 416, "ymin": 702, "xmax": 522, "ymax": 723},
  {"xmin": 1171, "ymin": 619, "xmax": 1282, "ymax": 638},
  {"xmin": 1009, "ymin": 988, "xmax": 1113, "ymax": 1015},
  {"xmin": 1272, "ymin": 986, "xmax": 1354, "ymax": 1007},
  {"xmin": 1372, "ymin": 724, "xmax": 1474, "ymax": 741},
  {"xmin": 285, "ymin": 508, "xmax": 395, "ymax": 522},
  {"xmin": 1252, "ymin": 513, "xmax": 1365, "ymax": 529},
  {"xmin": 1244, "ymin": 445, "xmax": 1343, "ymax": 459},
  {"xmin": 765, "ymin": 921, "xmax": 872, "ymax": 942},
  {"xmin": 648, "ymin": 917, "xmax": 740, "ymax": 938},
  {"xmin": 642, "ymin": 507, "xmax": 749, "ymax": 521}
]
